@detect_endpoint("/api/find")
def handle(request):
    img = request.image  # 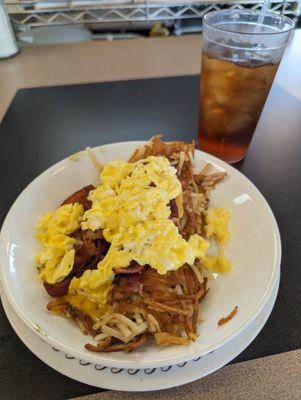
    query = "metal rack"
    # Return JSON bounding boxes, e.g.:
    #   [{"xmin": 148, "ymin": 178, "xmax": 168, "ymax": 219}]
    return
[{"xmin": 6, "ymin": 0, "xmax": 301, "ymax": 29}]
